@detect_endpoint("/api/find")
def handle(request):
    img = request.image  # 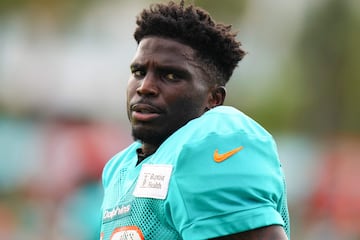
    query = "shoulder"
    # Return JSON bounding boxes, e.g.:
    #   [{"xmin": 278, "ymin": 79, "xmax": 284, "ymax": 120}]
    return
[
  {"xmin": 174, "ymin": 105, "xmax": 281, "ymax": 176},
  {"xmin": 169, "ymin": 105, "xmax": 284, "ymax": 200},
  {"xmin": 200, "ymin": 106, "xmax": 272, "ymax": 138},
  {"xmin": 166, "ymin": 107, "xmax": 287, "ymax": 239},
  {"xmin": 163, "ymin": 106, "xmax": 280, "ymax": 170},
  {"xmin": 170, "ymin": 106, "xmax": 275, "ymax": 152}
]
